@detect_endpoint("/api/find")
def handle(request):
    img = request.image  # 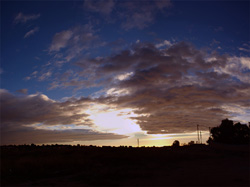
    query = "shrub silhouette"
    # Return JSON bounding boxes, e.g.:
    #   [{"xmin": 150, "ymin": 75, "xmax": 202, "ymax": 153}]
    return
[
  {"xmin": 188, "ymin": 141, "xmax": 195, "ymax": 146},
  {"xmin": 208, "ymin": 119, "xmax": 250, "ymax": 144}
]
